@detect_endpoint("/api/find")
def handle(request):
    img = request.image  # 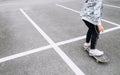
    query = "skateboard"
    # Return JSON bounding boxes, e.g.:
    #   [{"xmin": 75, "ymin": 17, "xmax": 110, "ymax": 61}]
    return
[{"xmin": 84, "ymin": 47, "xmax": 110, "ymax": 63}]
